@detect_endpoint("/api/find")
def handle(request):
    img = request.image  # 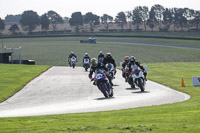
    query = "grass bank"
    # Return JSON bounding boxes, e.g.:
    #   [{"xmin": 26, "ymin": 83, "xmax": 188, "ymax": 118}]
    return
[
  {"xmin": 0, "ymin": 62, "xmax": 199, "ymax": 133},
  {"xmin": 0, "ymin": 64, "xmax": 50, "ymax": 103}
]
